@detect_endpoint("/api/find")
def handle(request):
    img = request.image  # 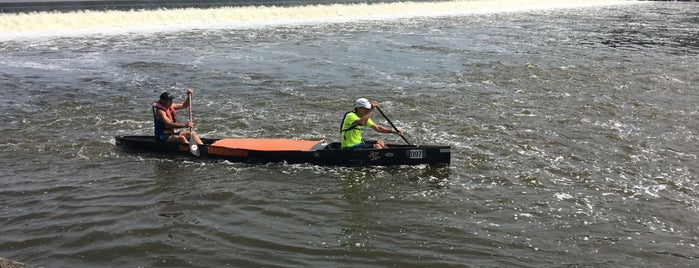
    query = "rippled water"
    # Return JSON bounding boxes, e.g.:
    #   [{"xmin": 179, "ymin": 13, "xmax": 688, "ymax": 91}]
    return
[{"xmin": 1, "ymin": 1, "xmax": 698, "ymax": 267}]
